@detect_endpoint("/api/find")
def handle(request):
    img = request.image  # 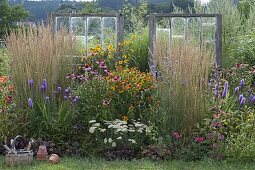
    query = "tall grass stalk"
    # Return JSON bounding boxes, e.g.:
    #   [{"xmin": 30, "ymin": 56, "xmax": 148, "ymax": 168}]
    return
[
  {"xmin": 5, "ymin": 24, "xmax": 75, "ymax": 108},
  {"xmin": 153, "ymin": 39, "xmax": 213, "ymax": 134}
]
